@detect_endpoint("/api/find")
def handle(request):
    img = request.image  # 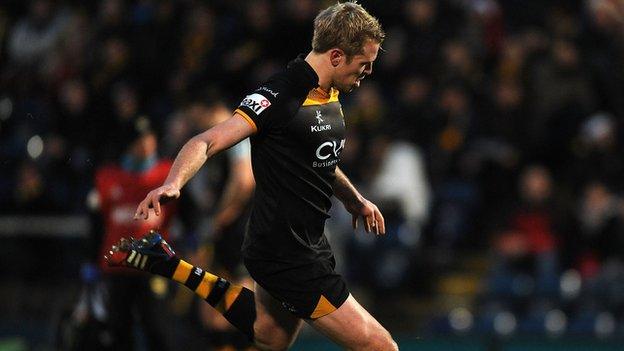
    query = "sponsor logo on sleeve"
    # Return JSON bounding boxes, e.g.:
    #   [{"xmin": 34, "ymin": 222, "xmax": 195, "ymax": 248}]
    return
[
  {"xmin": 239, "ymin": 93, "xmax": 271, "ymax": 115},
  {"xmin": 256, "ymin": 86, "xmax": 279, "ymax": 97}
]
